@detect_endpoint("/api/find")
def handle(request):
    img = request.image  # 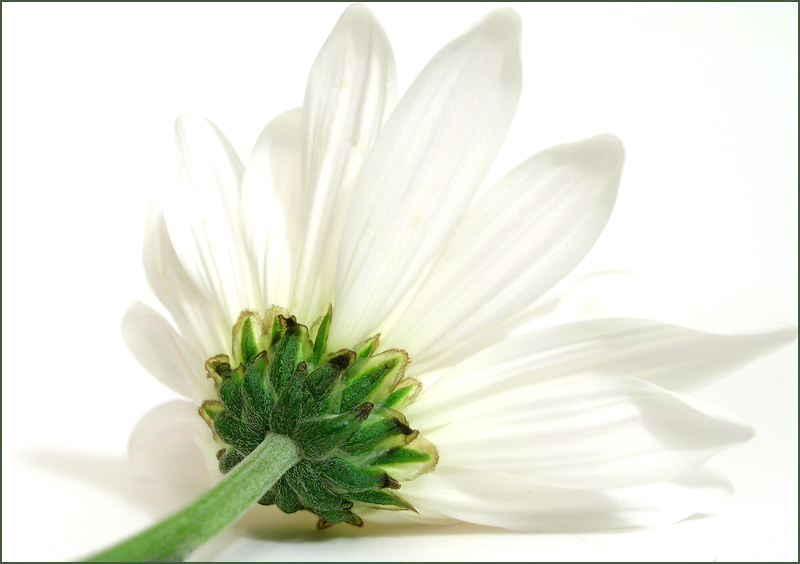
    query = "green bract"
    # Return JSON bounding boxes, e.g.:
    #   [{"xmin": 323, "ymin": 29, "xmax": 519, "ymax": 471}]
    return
[{"xmin": 199, "ymin": 308, "xmax": 437, "ymax": 527}]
